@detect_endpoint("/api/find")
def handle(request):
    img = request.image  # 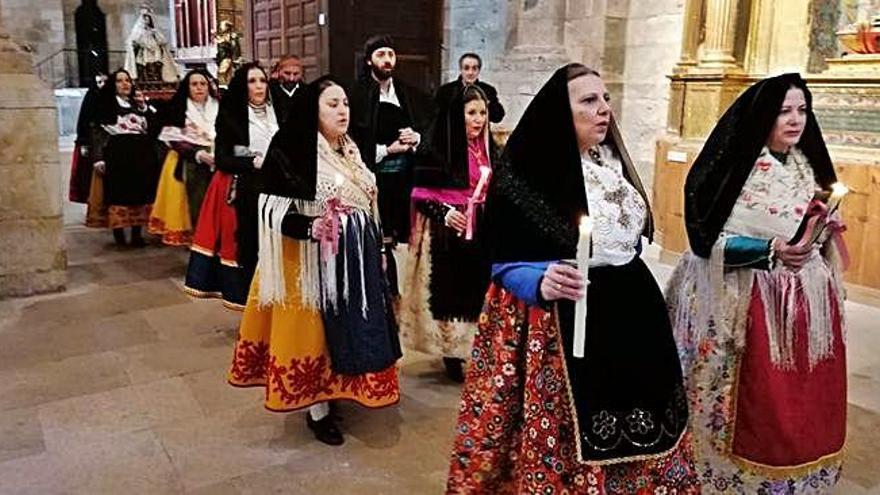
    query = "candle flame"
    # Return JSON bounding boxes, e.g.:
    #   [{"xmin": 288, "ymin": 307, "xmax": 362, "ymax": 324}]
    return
[
  {"xmin": 830, "ymin": 182, "xmax": 849, "ymax": 197},
  {"xmin": 579, "ymin": 215, "xmax": 593, "ymax": 234}
]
